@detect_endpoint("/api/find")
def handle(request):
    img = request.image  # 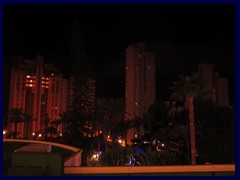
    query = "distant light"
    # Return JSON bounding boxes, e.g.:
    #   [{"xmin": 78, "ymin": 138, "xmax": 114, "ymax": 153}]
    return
[
  {"xmin": 93, "ymin": 154, "xmax": 97, "ymax": 159},
  {"xmin": 118, "ymin": 139, "xmax": 122, "ymax": 144},
  {"xmin": 30, "ymin": 84, "xmax": 33, "ymax": 87},
  {"xmin": 60, "ymin": 133, "xmax": 62, "ymax": 137},
  {"xmin": 38, "ymin": 134, "xmax": 42, "ymax": 137},
  {"xmin": 51, "ymin": 73, "xmax": 54, "ymax": 76},
  {"xmin": 107, "ymin": 135, "xmax": 110, "ymax": 139},
  {"xmin": 134, "ymin": 134, "xmax": 138, "ymax": 138},
  {"xmin": 161, "ymin": 143, "xmax": 165, "ymax": 147},
  {"xmin": 3, "ymin": 130, "xmax": 6, "ymax": 135},
  {"xmin": 32, "ymin": 133, "xmax": 35, "ymax": 136},
  {"xmin": 135, "ymin": 102, "xmax": 138, "ymax": 106},
  {"xmin": 99, "ymin": 130, "xmax": 102, "ymax": 134},
  {"xmin": 27, "ymin": 75, "xmax": 30, "ymax": 78}
]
